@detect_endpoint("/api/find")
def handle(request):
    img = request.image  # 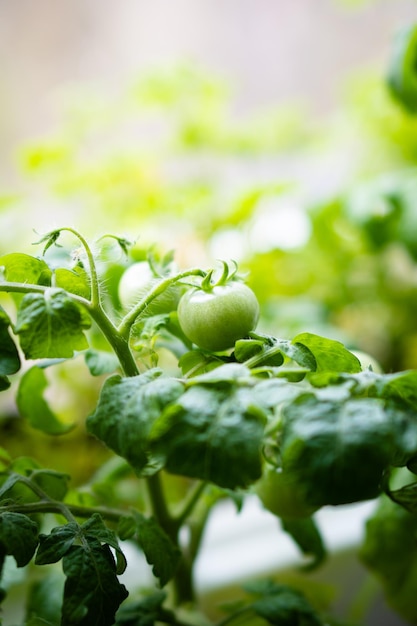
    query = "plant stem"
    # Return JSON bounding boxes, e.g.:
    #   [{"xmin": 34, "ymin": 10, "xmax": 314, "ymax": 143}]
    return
[
  {"xmin": 0, "ymin": 500, "xmax": 128, "ymax": 524},
  {"xmin": 54, "ymin": 226, "xmax": 101, "ymax": 308},
  {"xmin": 117, "ymin": 268, "xmax": 206, "ymax": 339}
]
